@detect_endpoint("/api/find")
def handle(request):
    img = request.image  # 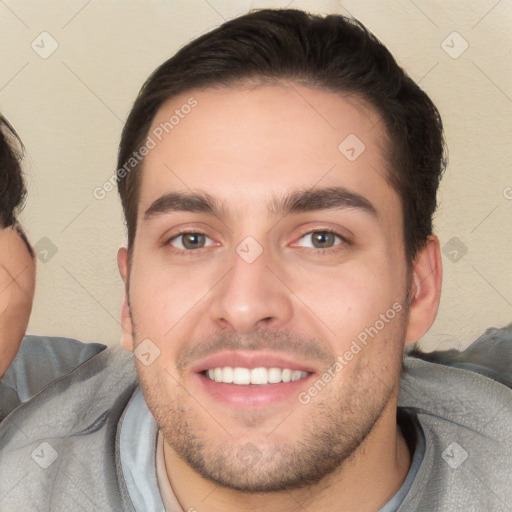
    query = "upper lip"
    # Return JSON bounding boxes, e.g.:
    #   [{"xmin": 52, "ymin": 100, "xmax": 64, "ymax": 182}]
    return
[{"xmin": 190, "ymin": 350, "xmax": 318, "ymax": 374}]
